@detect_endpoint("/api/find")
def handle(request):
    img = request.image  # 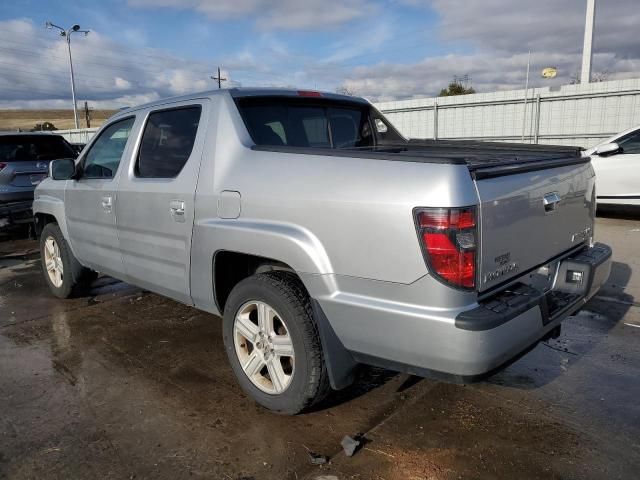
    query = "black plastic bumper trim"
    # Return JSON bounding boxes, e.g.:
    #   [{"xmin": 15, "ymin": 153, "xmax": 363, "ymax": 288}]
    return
[
  {"xmin": 455, "ymin": 243, "xmax": 612, "ymax": 332},
  {"xmin": 455, "ymin": 283, "xmax": 545, "ymax": 331}
]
